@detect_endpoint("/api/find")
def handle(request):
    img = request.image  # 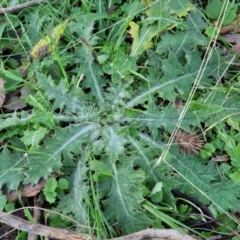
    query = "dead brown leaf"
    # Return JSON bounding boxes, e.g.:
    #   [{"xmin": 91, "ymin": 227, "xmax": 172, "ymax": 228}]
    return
[
  {"xmin": 3, "ymin": 85, "xmax": 34, "ymax": 110},
  {"xmin": 3, "ymin": 95, "xmax": 27, "ymax": 110},
  {"xmin": 221, "ymin": 34, "xmax": 240, "ymax": 55},
  {"xmin": 174, "ymin": 98, "xmax": 183, "ymax": 109},
  {"xmin": 4, "ymin": 179, "xmax": 47, "ymax": 201}
]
